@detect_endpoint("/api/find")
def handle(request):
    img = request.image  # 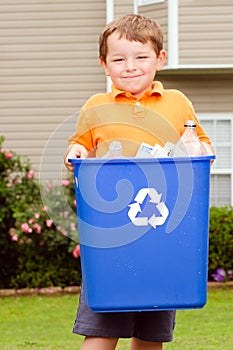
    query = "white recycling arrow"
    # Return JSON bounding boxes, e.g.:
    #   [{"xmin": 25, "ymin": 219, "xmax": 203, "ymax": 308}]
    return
[
  {"xmin": 148, "ymin": 188, "xmax": 162, "ymax": 204},
  {"xmin": 128, "ymin": 187, "xmax": 169, "ymax": 229},
  {"xmin": 134, "ymin": 188, "xmax": 149, "ymax": 204},
  {"xmin": 148, "ymin": 202, "xmax": 169, "ymax": 228},
  {"xmin": 128, "ymin": 202, "xmax": 141, "ymax": 222},
  {"xmin": 132, "ymin": 217, "xmax": 149, "ymax": 226}
]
